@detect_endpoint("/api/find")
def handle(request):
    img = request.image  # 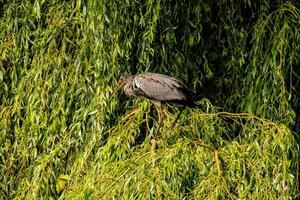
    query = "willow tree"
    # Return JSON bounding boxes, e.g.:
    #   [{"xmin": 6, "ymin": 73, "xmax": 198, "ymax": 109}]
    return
[{"xmin": 0, "ymin": 0, "xmax": 299, "ymax": 199}]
